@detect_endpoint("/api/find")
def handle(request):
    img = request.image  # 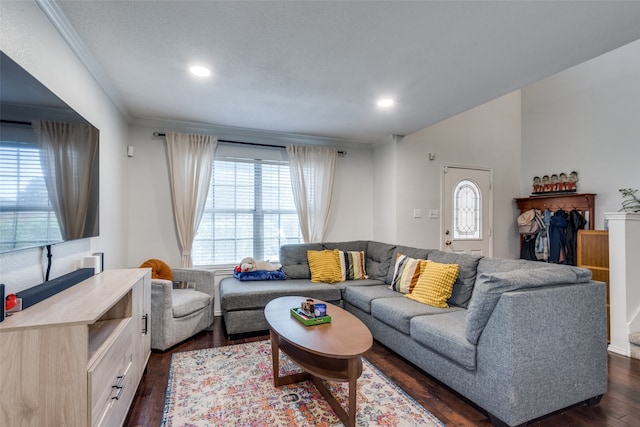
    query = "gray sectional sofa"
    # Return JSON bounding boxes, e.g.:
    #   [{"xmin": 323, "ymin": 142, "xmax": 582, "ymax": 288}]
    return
[{"xmin": 219, "ymin": 240, "xmax": 608, "ymax": 427}]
